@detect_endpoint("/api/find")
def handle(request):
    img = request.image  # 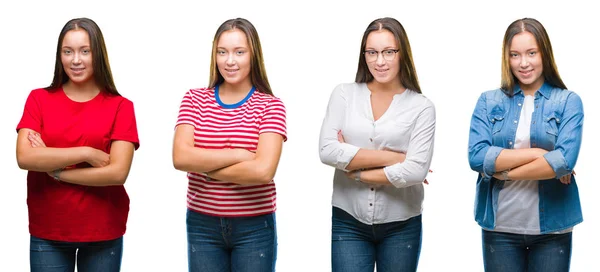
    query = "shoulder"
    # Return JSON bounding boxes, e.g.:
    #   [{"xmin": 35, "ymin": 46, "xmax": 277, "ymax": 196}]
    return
[
  {"xmin": 27, "ymin": 88, "xmax": 52, "ymax": 98},
  {"xmin": 480, "ymin": 88, "xmax": 507, "ymax": 101},
  {"xmin": 406, "ymin": 89, "xmax": 435, "ymax": 109},
  {"xmin": 187, "ymin": 87, "xmax": 214, "ymax": 98},
  {"xmin": 328, "ymin": 82, "xmax": 364, "ymax": 100},
  {"xmin": 252, "ymin": 91, "xmax": 286, "ymax": 109}
]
